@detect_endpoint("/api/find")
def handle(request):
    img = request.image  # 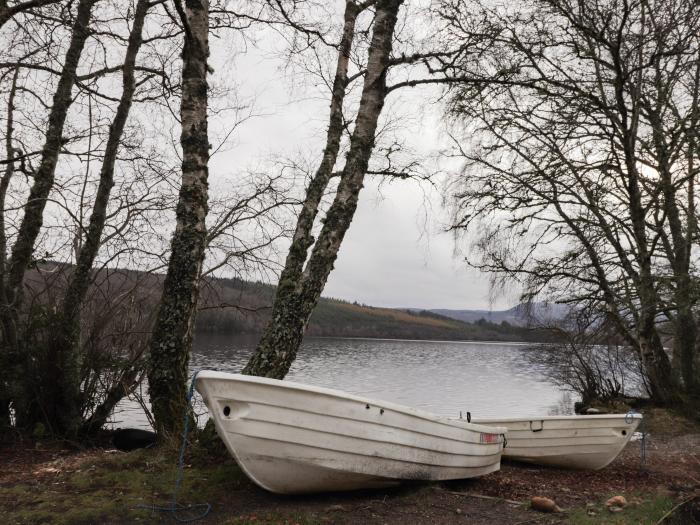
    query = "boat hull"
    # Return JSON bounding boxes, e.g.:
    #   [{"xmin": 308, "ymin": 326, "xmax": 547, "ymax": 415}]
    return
[
  {"xmin": 196, "ymin": 371, "xmax": 506, "ymax": 494},
  {"xmin": 473, "ymin": 414, "xmax": 642, "ymax": 469}
]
